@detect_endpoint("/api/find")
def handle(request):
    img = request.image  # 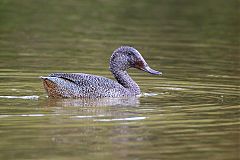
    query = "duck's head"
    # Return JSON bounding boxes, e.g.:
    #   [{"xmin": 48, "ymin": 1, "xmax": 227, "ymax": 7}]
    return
[{"xmin": 109, "ymin": 46, "xmax": 162, "ymax": 75}]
